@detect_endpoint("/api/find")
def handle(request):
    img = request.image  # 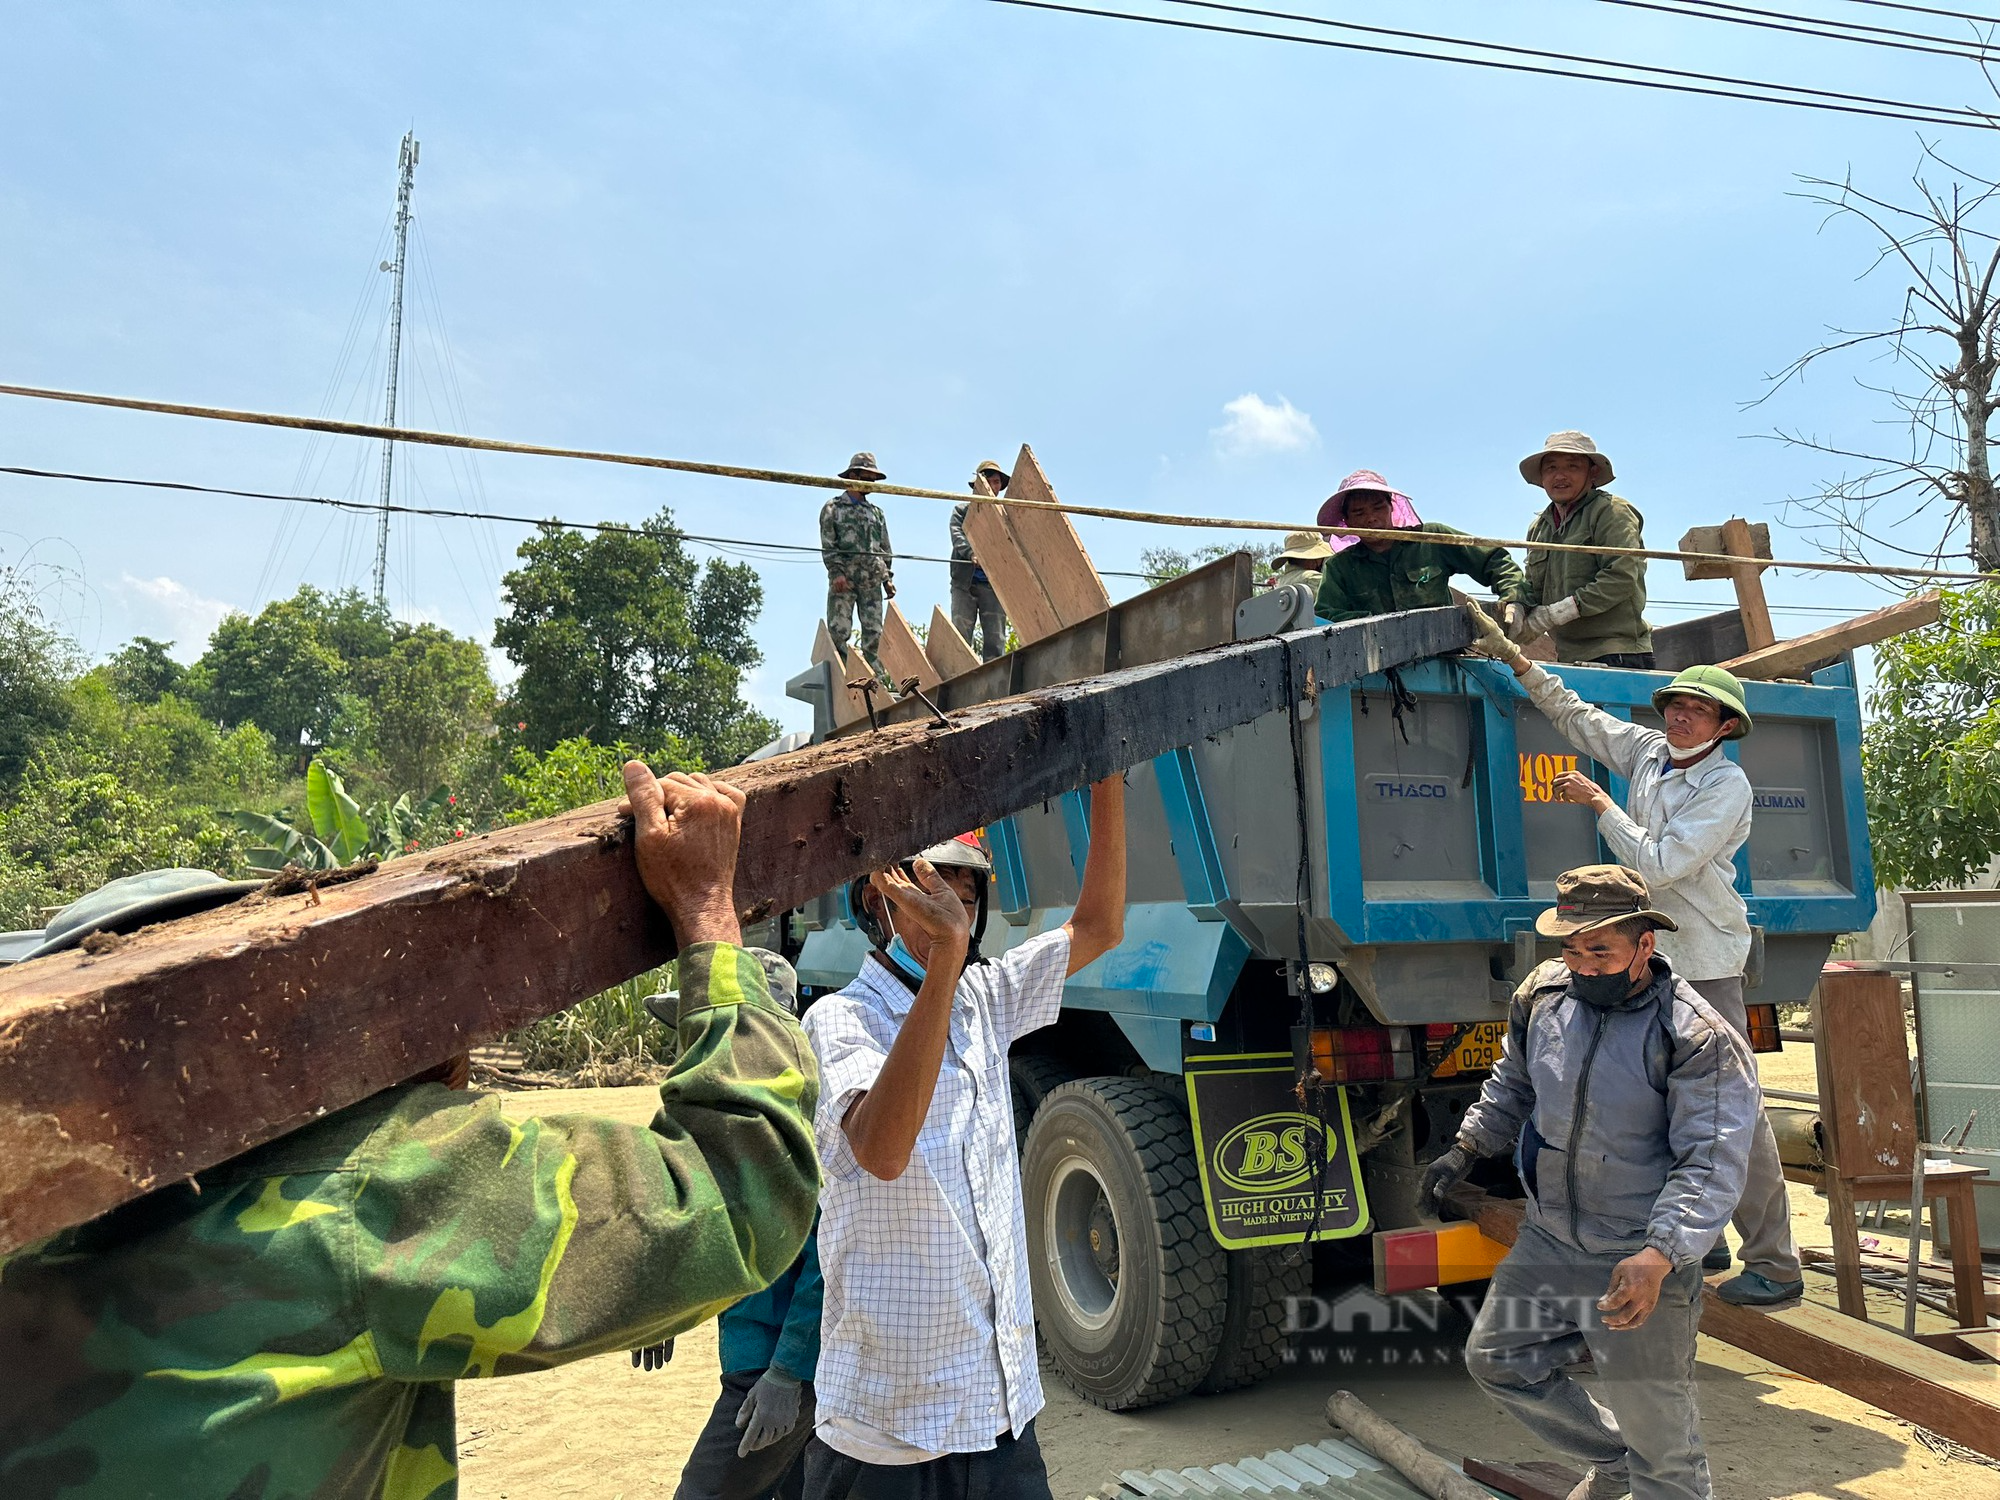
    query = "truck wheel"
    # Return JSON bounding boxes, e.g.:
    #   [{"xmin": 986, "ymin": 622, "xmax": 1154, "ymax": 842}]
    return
[
  {"xmin": 1196, "ymin": 1246, "xmax": 1312, "ymax": 1393},
  {"xmin": 1010, "ymin": 1054, "xmax": 1078, "ymax": 1155},
  {"xmin": 1022, "ymin": 1078, "xmax": 1226, "ymax": 1409}
]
